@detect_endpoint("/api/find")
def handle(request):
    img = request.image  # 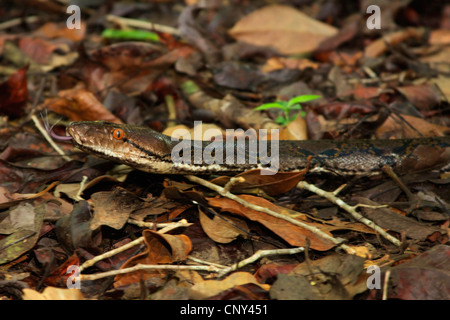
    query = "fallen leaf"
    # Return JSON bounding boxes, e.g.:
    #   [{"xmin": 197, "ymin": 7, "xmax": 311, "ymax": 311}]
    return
[
  {"xmin": 207, "ymin": 195, "xmax": 336, "ymax": 251},
  {"xmin": 35, "ymin": 21, "xmax": 86, "ymax": 42},
  {"xmin": 376, "ymin": 114, "xmax": 450, "ymax": 138},
  {"xmin": 45, "ymin": 84, "xmax": 122, "ymax": 123},
  {"xmin": 0, "ymin": 203, "xmax": 46, "ymax": 264},
  {"xmin": 199, "ymin": 207, "xmax": 249, "ymax": 243},
  {"xmin": 211, "ymin": 169, "xmax": 306, "ymax": 196},
  {"xmin": 0, "ymin": 65, "xmax": 28, "ymax": 118},
  {"xmin": 90, "ymin": 187, "xmax": 143, "ymax": 230},
  {"xmin": 364, "ymin": 27, "xmax": 426, "ymax": 58},
  {"xmin": 373, "ymin": 245, "xmax": 450, "ymax": 300},
  {"xmin": 189, "ymin": 271, "xmax": 268, "ymax": 299},
  {"xmin": 356, "ymin": 197, "xmax": 447, "ymax": 242},
  {"xmin": 229, "ymin": 5, "xmax": 338, "ymax": 55},
  {"xmin": 114, "ymin": 230, "xmax": 192, "ymax": 288}
]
